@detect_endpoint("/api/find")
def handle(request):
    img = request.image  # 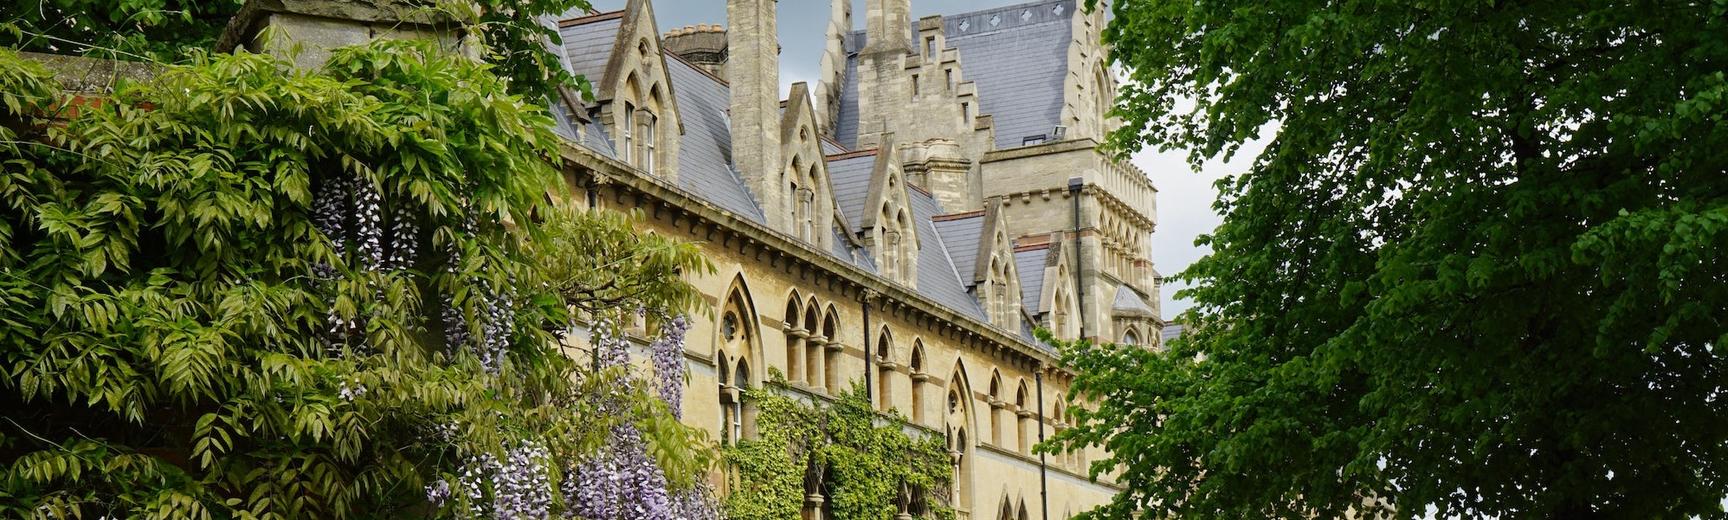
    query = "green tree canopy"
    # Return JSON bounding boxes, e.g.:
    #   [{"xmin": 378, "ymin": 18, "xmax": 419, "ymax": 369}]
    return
[
  {"xmin": 1052, "ymin": 0, "xmax": 1728, "ymax": 518},
  {"xmin": 0, "ymin": 41, "xmax": 712, "ymax": 518}
]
